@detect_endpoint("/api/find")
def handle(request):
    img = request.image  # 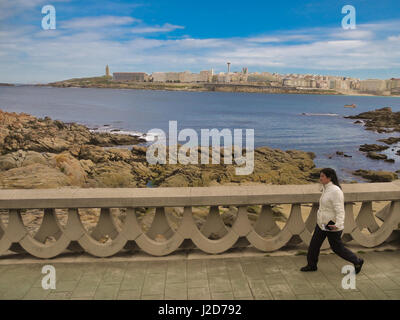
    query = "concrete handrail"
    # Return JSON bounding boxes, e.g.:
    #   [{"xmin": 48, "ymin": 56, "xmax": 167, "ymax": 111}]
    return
[
  {"xmin": 1, "ymin": 182, "xmax": 400, "ymax": 208},
  {"xmin": 0, "ymin": 182, "xmax": 399, "ymax": 259}
]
